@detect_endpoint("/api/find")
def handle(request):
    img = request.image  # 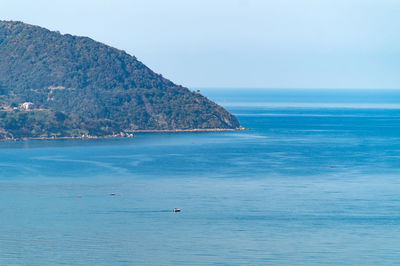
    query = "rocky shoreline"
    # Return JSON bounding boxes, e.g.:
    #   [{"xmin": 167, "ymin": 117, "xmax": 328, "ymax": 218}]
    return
[
  {"xmin": 133, "ymin": 127, "xmax": 247, "ymax": 133},
  {"xmin": 0, "ymin": 127, "xmax": 247, "ymax": 142}
]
